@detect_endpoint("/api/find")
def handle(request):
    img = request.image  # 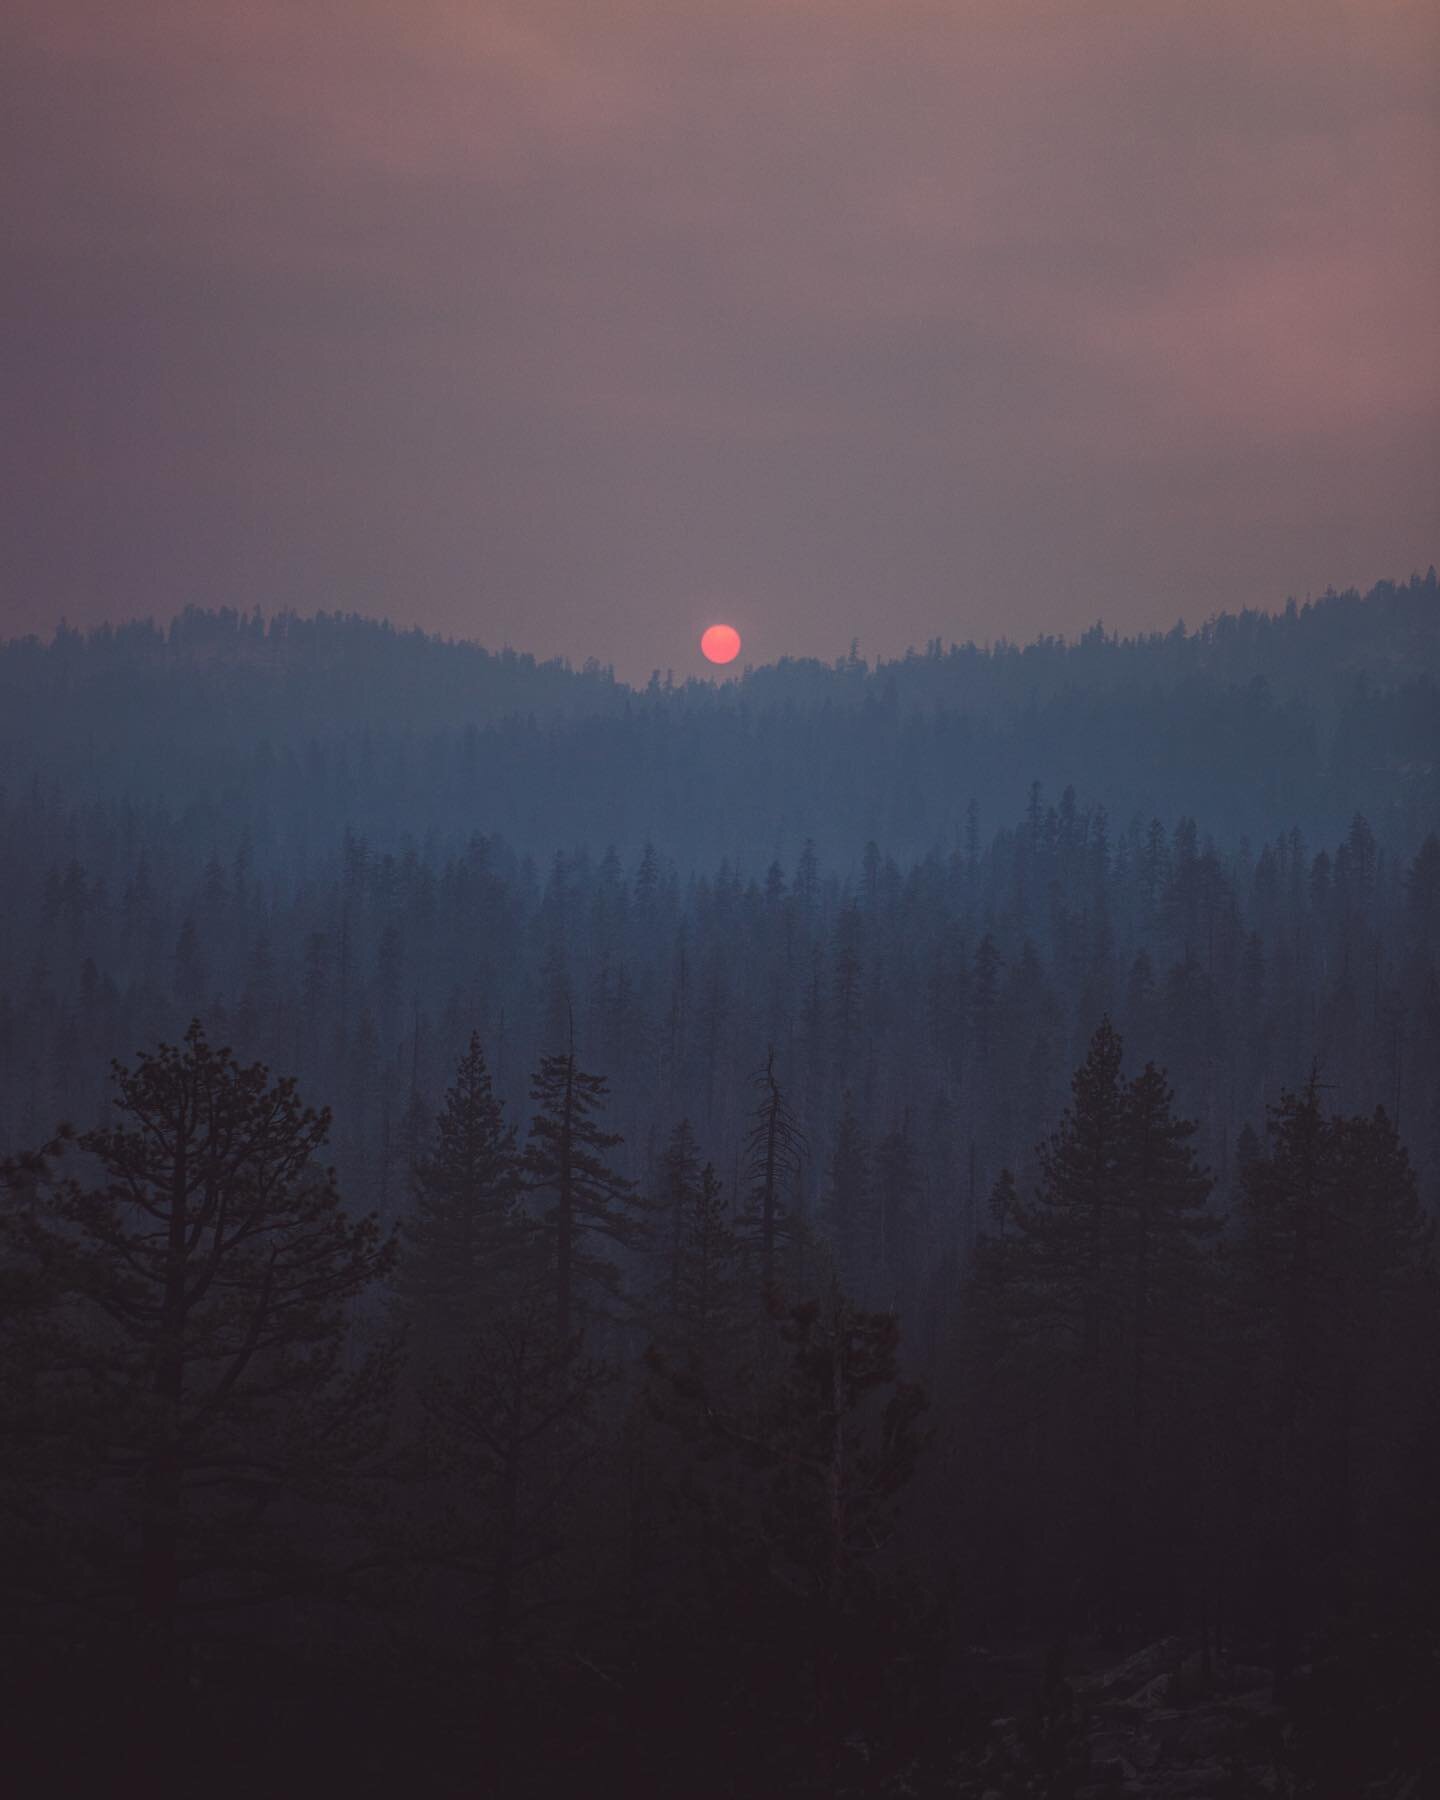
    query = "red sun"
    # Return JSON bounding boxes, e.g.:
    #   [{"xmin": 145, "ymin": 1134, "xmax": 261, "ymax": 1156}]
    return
[{"xmin": 700, "ymin": 623, "xmax": 742, "ymax": 665}]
